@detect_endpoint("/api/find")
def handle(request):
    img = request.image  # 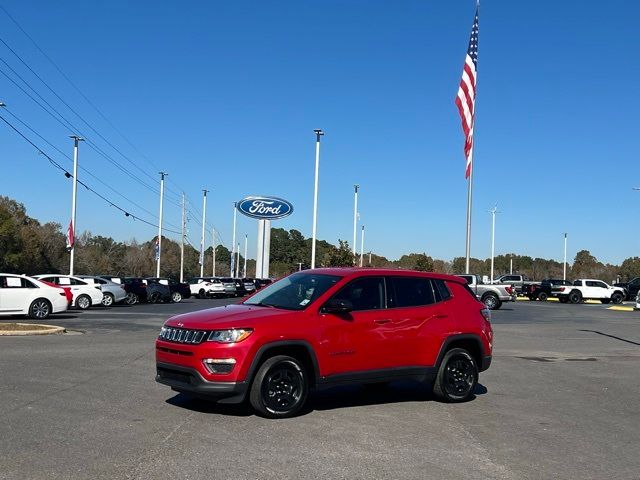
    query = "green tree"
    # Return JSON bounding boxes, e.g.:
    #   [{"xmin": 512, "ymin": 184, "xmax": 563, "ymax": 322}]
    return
[{"xmin": 327, "ymin": 240, "xmax": 354, "ymax": 267}]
